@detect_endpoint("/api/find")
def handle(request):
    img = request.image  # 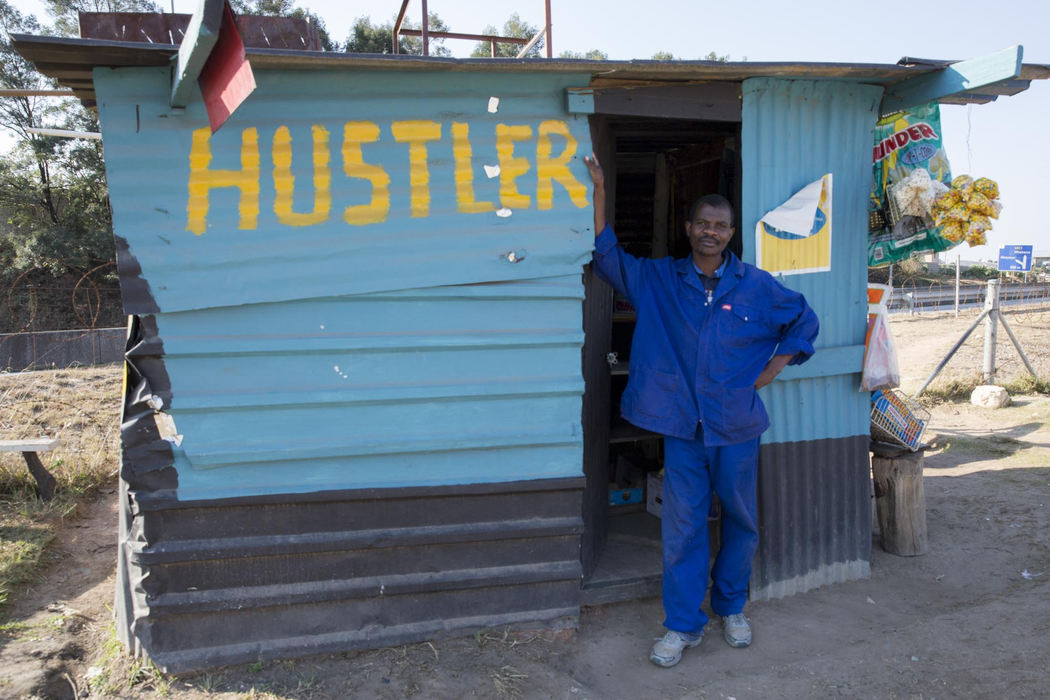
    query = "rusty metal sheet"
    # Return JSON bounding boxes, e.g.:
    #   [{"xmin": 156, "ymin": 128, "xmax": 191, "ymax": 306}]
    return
[{"xmin": 78, "ymin": 12, "xmax": 321, "ymax": 51}]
